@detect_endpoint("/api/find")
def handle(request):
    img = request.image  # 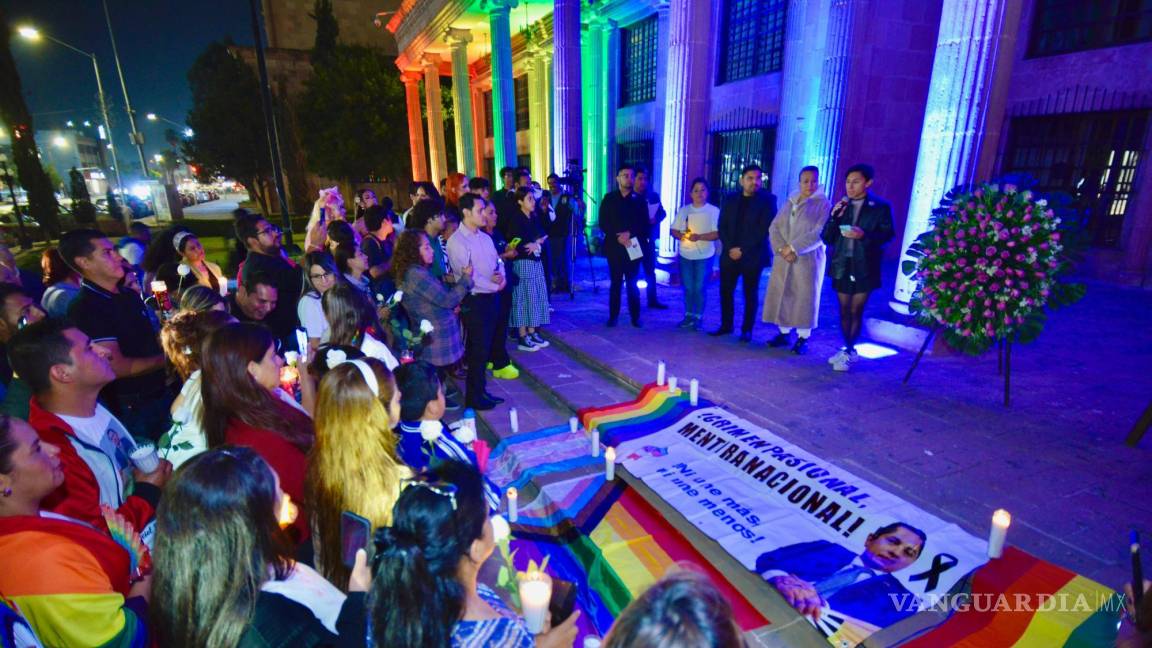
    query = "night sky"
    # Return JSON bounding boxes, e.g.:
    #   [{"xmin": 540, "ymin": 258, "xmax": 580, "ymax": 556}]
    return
[{"xmin": 8, "ymin": 0, "xmax": 253, "ymax": 179}]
